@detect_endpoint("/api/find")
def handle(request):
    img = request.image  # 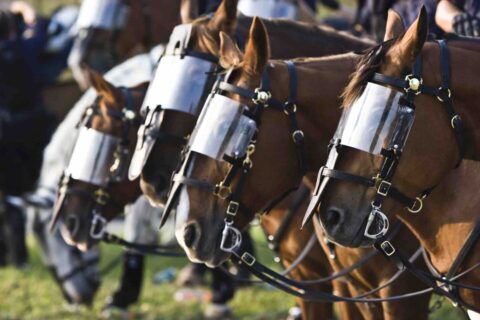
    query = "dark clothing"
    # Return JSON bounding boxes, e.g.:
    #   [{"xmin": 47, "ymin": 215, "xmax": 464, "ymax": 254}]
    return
[
  {"xmin": 0, "ymin": 201, "xmax": 28, "ymax": 267},
  {"xmin": 199, "ymin": 0, "xmax": 222, "ymax": 14},
  {"xmin": 455, "ymin": 0, "xmax": 480, "ymax": 16},
  {"xmin": 393, "ymin": 0, "xmax": 441, "ymax": 36}
]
